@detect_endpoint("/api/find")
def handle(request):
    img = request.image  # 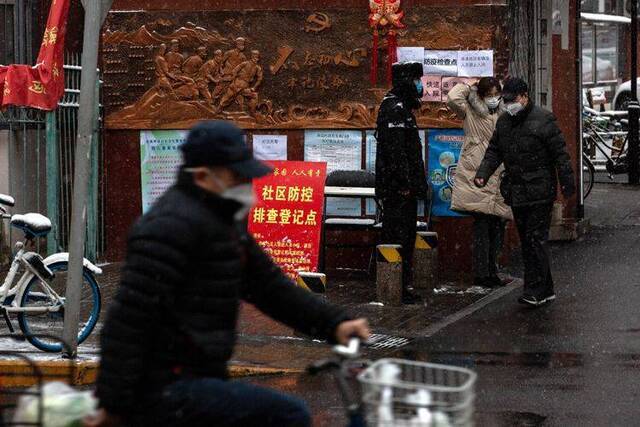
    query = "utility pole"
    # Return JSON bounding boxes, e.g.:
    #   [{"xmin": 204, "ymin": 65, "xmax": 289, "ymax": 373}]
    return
[
  {"xmin": 62, "ymin": 0, "xmax": 112, "ymax": 357},
  {"xmin": 629, "ymin": 0, "xmax": 640, "ymax": 185}
]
